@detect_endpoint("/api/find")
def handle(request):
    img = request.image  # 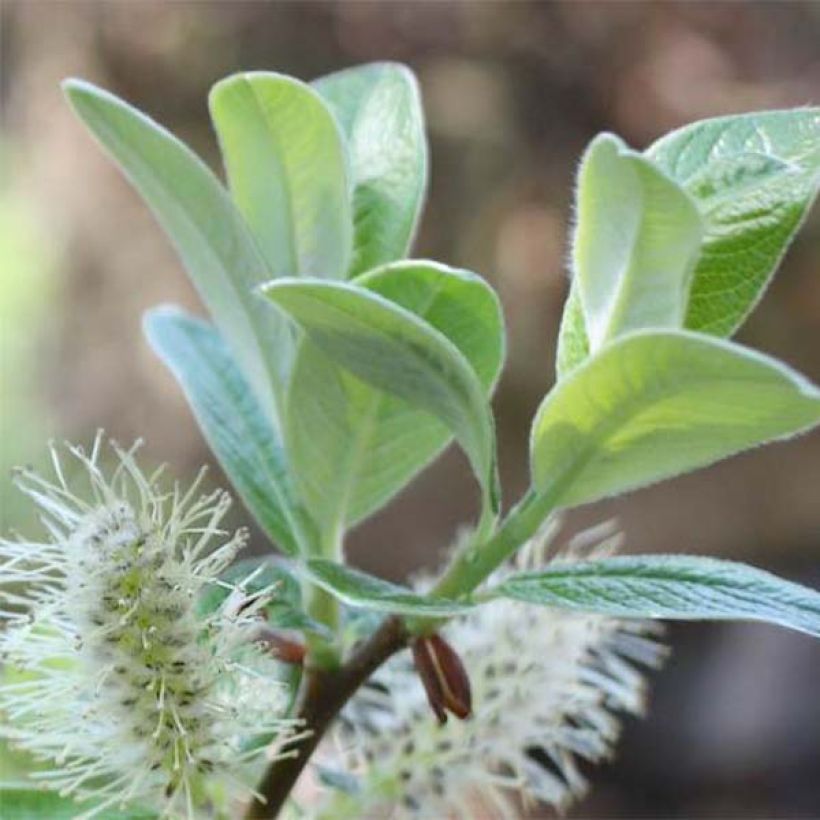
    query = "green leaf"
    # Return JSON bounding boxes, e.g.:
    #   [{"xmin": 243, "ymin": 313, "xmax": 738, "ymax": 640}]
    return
[
  {"xmin": 491, "ymin": 555, "xmax": 820, "ymax": 637},
  {"xmin": 285, "ymin": 262, "xmax": 504, "ymax": 535},
  {"xmin": 560, "ymin": 133, "xmax": 702, "ymax": 372},
  {"xmin": 62, "ymin": 79, "xmax": 287, "ymax": 413},
  {"xmin": 313, "ymin": 62, "xmax": 428, "ymax": 277},
  {"xmin": 555, "ymin": 284, "xmax": 590, "ymax": 379},
  {"xmin": 532, "ymin": 329, "xmax": 820, "ymax": 508},
  {"xmin": 647, "ymin": 108, "xmax": 820, "ymax": 336},
  {"xmin": 0, "ymin": 791, "xmax": 78, "ymax": 820},
  {"xmin": 209, "ymin": 72, "xmax": 352, "ymax": 280},
  {"xmin": 143, "ymin": 307, "xmax": 305, "ymax": 555},
  {"xmin": 263, "ymin": 277, "xmax": 500, "ymax": 515},
  {"xmin": 0, "ymin": 789, "xmax": 155, "ymax": 819},
  {"xmin": 304, "ymin": 559, "xmax": 470, "ymax": 617},
  {"xmin": 557, "ymin": 110, "xmax": 820, "ymax": 375}
]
